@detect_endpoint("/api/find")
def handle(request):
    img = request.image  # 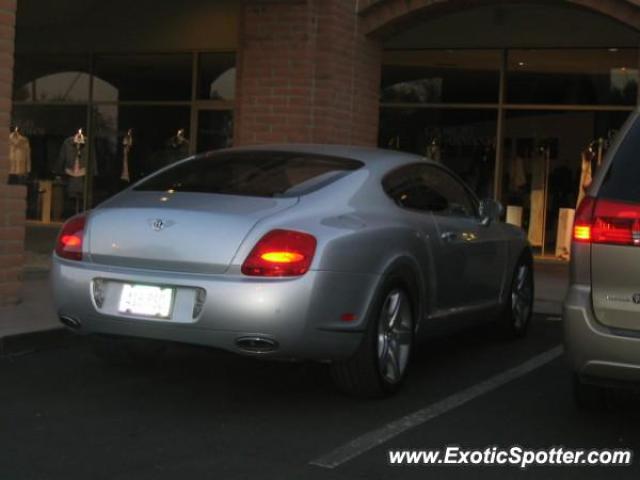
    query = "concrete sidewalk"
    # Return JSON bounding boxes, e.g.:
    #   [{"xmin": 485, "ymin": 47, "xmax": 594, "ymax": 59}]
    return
[
  {"xmin": 0, "ymin": 274, "xmax": 60, "ymax": 340},
  {"xmin": 0, "ymin": 260, "xmax": 569, "ymax": 350}
]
